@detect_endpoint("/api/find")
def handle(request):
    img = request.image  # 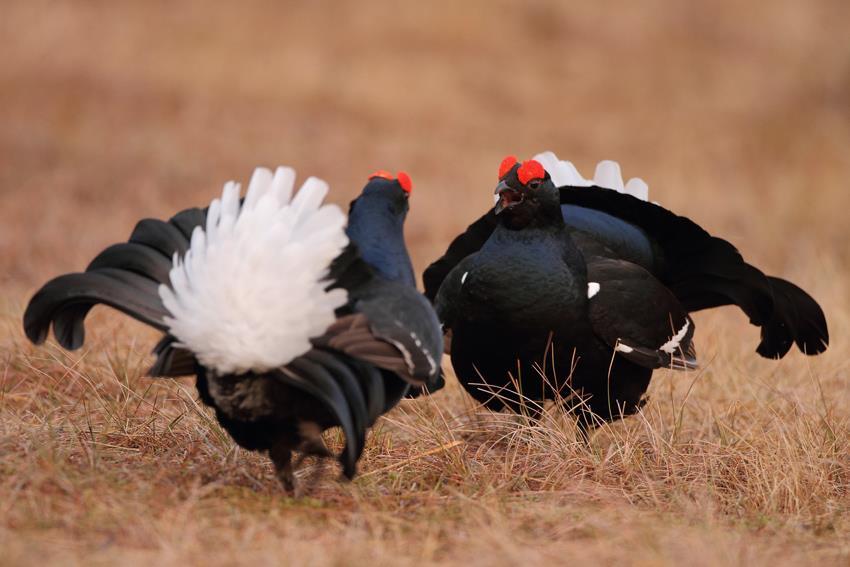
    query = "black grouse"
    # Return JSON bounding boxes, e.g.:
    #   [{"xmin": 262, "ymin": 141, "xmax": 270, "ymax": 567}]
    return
[
  {"xmin": 424, "ymin": 153, "xmax": 828, "ymax": 426},
  {"xmin": 24, "ymin": 166, "xmax": 442, "ymax": 491}
]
